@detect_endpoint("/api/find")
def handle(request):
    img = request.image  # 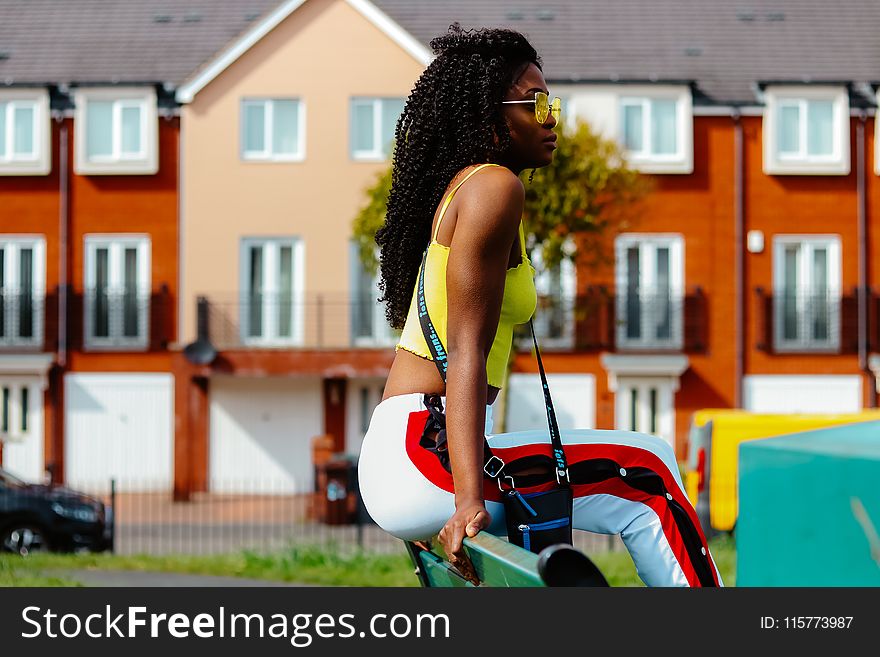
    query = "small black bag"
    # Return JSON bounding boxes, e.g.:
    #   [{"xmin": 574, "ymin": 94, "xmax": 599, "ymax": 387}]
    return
[
  {"xmin": 415, "ymin": 247, "xmax": 573, "ymax": 555},
  {"xmin": 502, "ymin": 486, "xmax": 573, "ymax": 554}
]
